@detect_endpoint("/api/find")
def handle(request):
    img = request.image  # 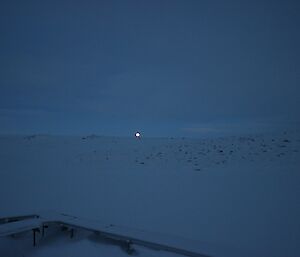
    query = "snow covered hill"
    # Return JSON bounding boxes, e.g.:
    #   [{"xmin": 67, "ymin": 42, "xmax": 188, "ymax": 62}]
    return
[{"xmin": 0, "ymin": 130, "xmax": 300, "ymax": 257}]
